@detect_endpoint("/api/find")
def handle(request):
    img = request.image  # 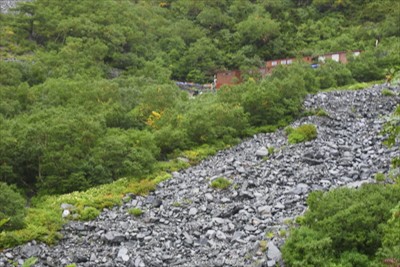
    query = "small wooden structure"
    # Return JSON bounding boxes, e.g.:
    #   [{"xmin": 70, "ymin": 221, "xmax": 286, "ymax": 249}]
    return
[{"xmin": 216, "ymin": 70, "xmax": 242, "ymax": 89}]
